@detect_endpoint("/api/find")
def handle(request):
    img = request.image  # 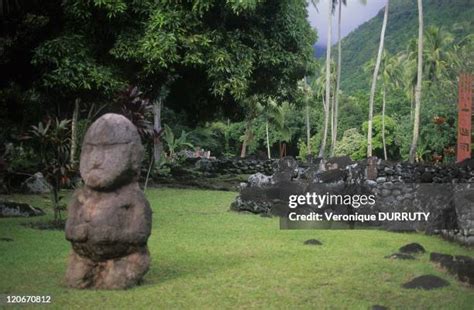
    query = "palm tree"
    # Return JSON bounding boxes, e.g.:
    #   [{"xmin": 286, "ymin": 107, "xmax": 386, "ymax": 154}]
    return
[
  {"xmin": 423, "ymin": 26, "xmax": 454, "ymax": 83},
  {"xmin": 311, "ymin": 0, "xmax": 333, "ymax": 158},
  {"xmin": 311, "ymin": 61, "xmax": 334, "ymax": 157},
  {"xmin": 367, "ymin": 0, "xmax": 389, "ymax": 158},
  {"xmin": 380, "ymin": 52, "xmax": 402, "ymax": 160},
  {"xmin": 299, "ymin": 78, "xmax": 314, "ymax": 158},
  {"xmin": 400, "ymin": 40, "xmax": 417, "ymax": 121},
  {"xmin": 262, "ymin": 98, "xmax": 279, "ymax": 159},
  {"xmin": 409, "ymin": 0, "xmax": 423, "ymax": 163},
  {"xmin": 267, "ymin": 101, "xmax": 293, "ymax": 158},
  {"xmin": 331, "ymin": 0, "xmax": 366, "ymax": 156}
]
